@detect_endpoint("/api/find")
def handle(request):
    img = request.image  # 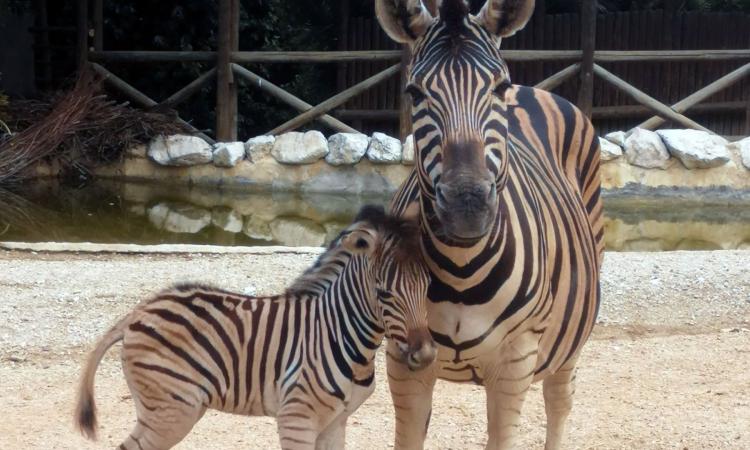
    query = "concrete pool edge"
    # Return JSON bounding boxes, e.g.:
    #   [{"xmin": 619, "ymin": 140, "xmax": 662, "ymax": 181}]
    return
[{"xmin": 0, "ymin": 242, "xmax": 325, "ymax": 254}]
